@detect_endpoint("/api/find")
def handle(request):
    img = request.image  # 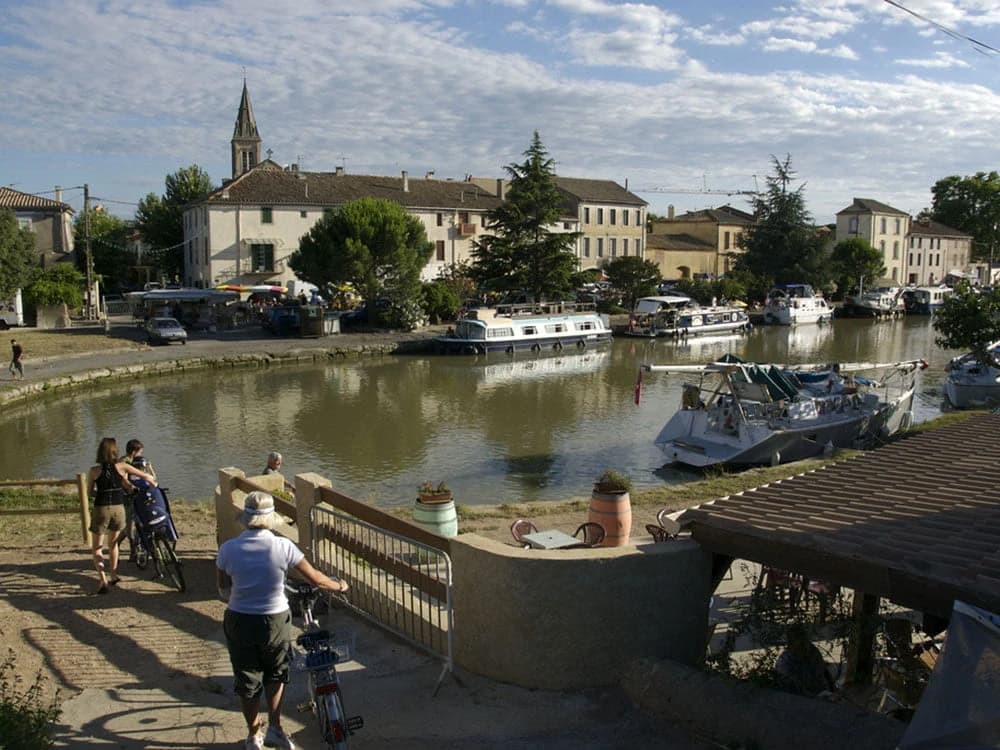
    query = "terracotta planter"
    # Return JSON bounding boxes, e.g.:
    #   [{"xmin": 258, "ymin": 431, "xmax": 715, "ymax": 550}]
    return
[{"xmin": 588, "ymin": 489, "xmax": 632, "ymax": 546}]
